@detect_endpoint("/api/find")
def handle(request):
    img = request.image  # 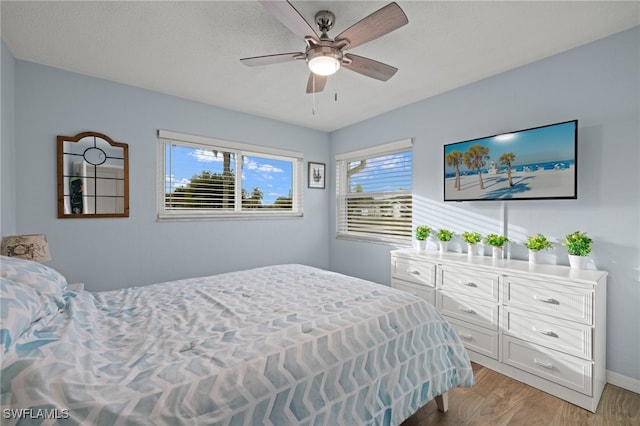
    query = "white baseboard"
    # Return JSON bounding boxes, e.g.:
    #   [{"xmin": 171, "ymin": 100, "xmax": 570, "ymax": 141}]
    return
[{"xmin": 607, "ymin": 370, "xmax": 640, "ymax": 394}]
